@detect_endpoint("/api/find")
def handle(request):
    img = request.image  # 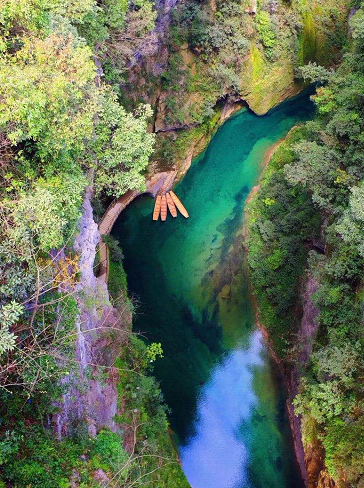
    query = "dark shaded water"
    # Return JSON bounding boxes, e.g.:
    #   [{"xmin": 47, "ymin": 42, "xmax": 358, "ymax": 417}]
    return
[{"xmin": 113, "ymin": 89, "xmax": 315, "ymax": 488}]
